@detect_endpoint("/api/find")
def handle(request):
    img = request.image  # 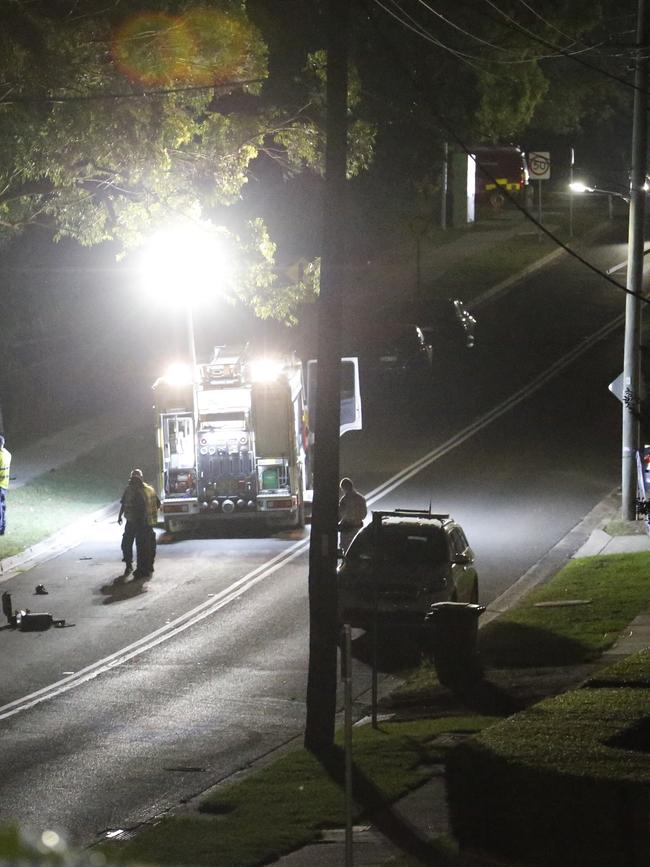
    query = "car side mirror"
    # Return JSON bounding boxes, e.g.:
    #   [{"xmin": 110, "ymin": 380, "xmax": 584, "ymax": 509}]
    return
[{"xmin": 454, "ymin": 553, "xmax": 471, "ymax": 565}]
